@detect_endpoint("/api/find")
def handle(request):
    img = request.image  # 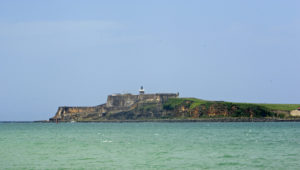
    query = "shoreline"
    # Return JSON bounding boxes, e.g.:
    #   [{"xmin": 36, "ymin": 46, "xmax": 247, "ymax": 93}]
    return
[
  {"xmin": 2, "ymin": 118, "xmax": 300, "ymax": 123},
  {"xmin": 45, "ymin": 117, "xmax": 300, "ymax": 123}
]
